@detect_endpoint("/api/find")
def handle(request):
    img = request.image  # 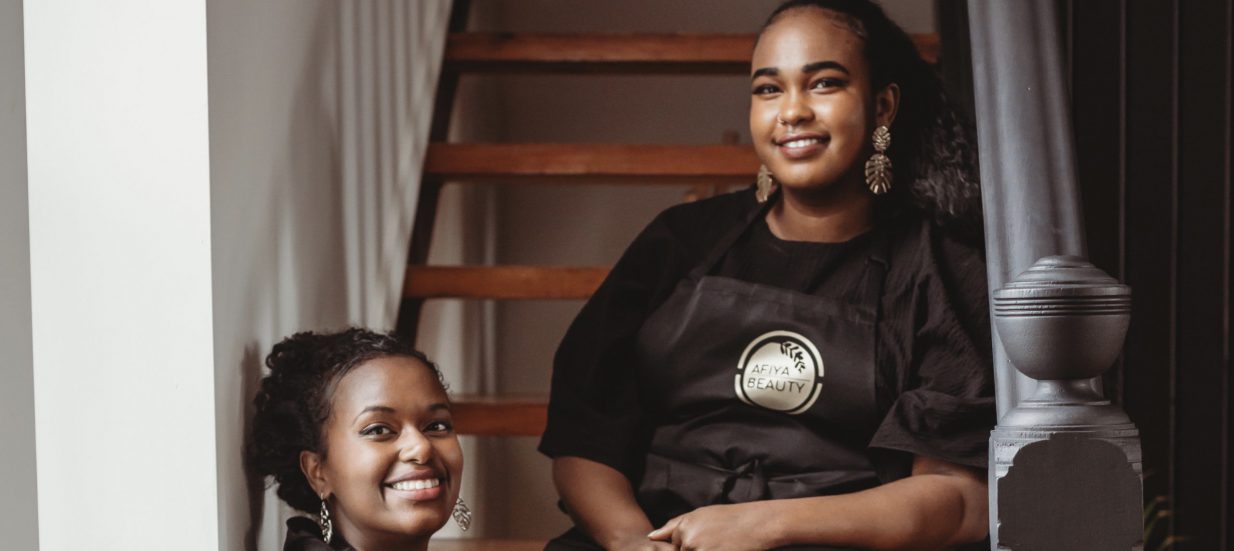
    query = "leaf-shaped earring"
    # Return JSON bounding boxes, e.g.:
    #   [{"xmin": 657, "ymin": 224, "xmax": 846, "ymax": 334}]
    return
[
  {"xmin": 453, "ymin": 497, "xmax": 473, "ymax": 531},
  {"xmin": 865, "ymin": 125, "xmax": 893, "ymax": 195},
  {"xmin": 318, "ymin": 496, "xmax": 333, "ymax": 543},
  {"xmin": 756, "ymin": 164, "xmax": 778, "ymax": 203}
]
